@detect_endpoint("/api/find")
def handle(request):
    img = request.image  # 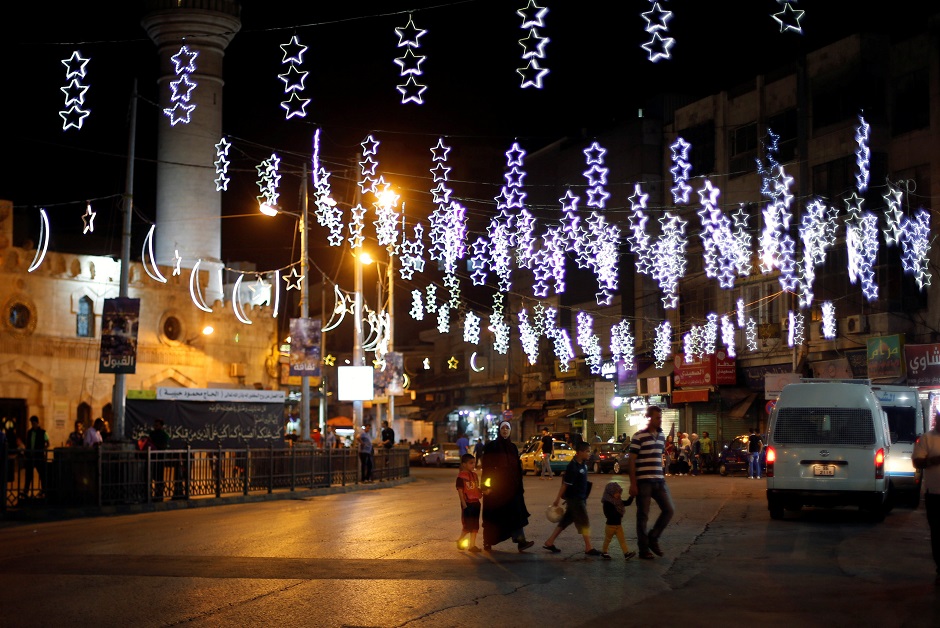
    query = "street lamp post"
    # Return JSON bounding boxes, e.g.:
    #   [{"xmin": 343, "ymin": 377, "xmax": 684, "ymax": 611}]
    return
[
  {"xmin": 353, "ymin": 248, "xmax": 364, "ymax": 429},
  {"xmin": 260, "ymin": 165, "xmax": 311, "ymax": 443}
]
